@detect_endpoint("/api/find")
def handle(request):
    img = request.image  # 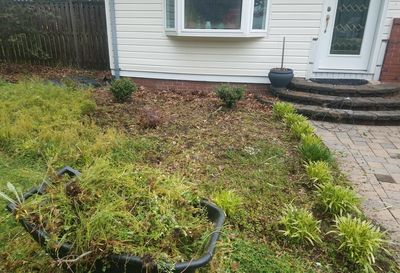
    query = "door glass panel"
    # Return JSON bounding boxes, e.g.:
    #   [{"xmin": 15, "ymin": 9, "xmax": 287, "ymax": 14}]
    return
[{"xmin": 330, "ymin": 0, "xmax": 370, "ymax": 55}]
